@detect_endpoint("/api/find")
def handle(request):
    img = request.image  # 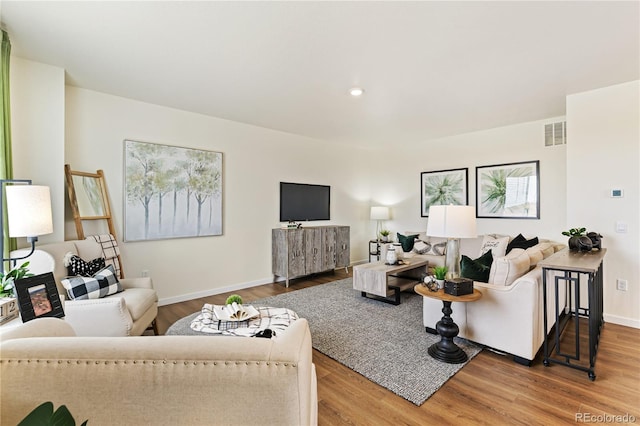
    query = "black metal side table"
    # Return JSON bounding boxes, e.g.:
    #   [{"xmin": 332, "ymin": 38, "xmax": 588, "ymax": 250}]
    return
[
  {"xmin": 539, "ymin": 248, "xmax": 606, "ymax": 380},
  {"xmin": 369, "ymin": 239, "xmax": 387, "ymax": 262}
]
